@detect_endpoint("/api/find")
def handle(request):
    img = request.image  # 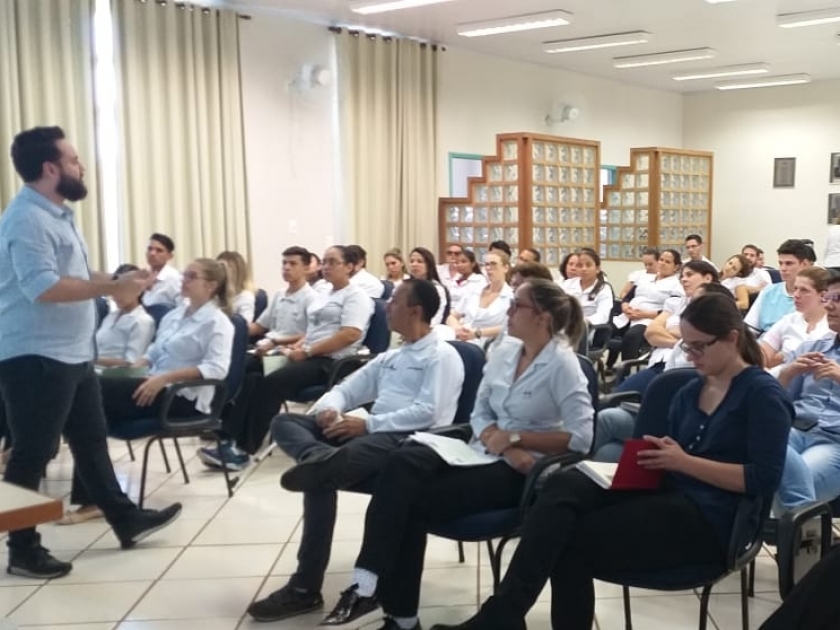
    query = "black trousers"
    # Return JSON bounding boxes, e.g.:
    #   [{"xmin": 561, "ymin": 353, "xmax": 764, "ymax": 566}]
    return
[
  {"xmin": 239, "ymin": 356, "xmax": 334, "ymax": 454},
  {"xmin": 481, "ymin": 469, "xmax": 724, "ymax": 630},
  {"xmin": 0, "ymin": 356, "xmax": 136, "ymax": 550},
  {"xmin": 607, "ymin": 323, "xmax": 650, "ymax": 367},
  {"xmin": 759, "ymin": 544, "xmax": 840, "ymax": 630},
  {"xmin": 0, "ymin": 391, "xmax": 10, "ymax": 449},
  {"xmin": 272, "ymin": 413, "xmax": 409, "ymax": 592},
  {"xmin": 355, "ymin": 443, "xmax": 526, "ymax": 617},
  {"xmin": 220, "ymin": 354, "xmax": 262, "ymax": 450},
  {"xmin": 69, "ymin": 376, "xmax": 196, "ymax": 505}
]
